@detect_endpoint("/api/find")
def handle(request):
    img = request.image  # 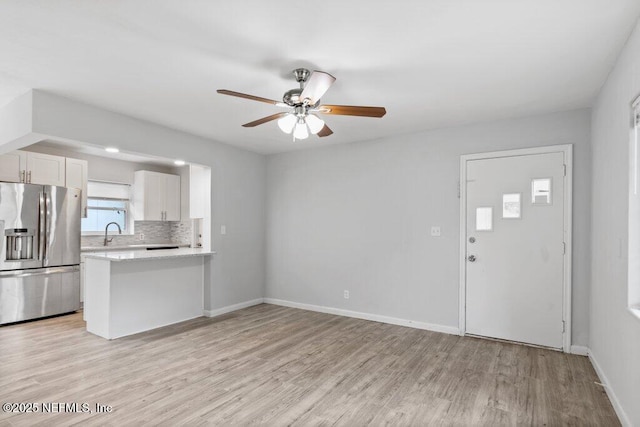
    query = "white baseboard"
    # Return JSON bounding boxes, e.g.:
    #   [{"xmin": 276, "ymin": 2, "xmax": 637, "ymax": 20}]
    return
[
  {"xmin": 203, "ymin": 298, "xmax": 264, "ymax": 318},
  {"xmin": 589, "ymin": 350, "xmax": 631, "ymax": 427},
  {"xmin": 569, "ymin": 345, "xmax": 589, "ymax": 356},
  {"xmin": 263, "ymin": 297, "xmax": 460, "ymax": 335}
]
